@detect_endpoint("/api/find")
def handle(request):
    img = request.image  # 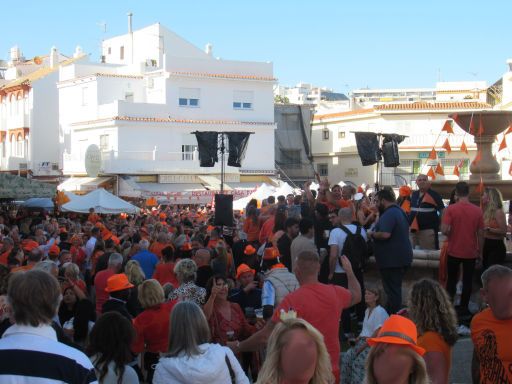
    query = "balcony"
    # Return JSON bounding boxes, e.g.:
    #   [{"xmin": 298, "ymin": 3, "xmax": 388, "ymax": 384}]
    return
[{"xmin": 63, "ymin": 149, "xmax": 231, "ymax": 175}]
